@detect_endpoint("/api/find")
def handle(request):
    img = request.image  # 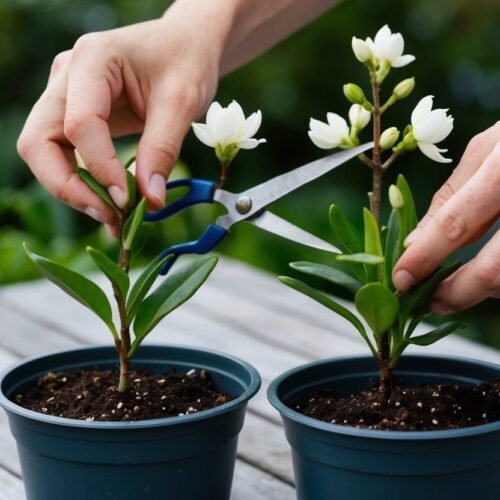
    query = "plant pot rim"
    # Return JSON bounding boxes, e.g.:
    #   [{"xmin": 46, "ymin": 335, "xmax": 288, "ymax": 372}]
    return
[
  {"xmin": 267, "ymin": 353, "xmax": 500, "ymax": 441},
  {"xmin": 0, "ymin": 343, "xmax": 261, "ymax": 430}
]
